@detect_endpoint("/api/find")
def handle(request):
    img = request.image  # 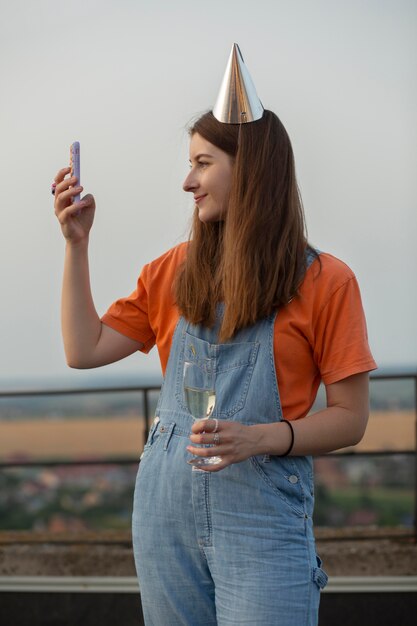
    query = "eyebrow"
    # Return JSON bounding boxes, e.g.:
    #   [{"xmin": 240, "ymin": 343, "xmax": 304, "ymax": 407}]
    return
[{"xmin": 189, "ymin": 152, "xmax": 214, "ymax": 162}]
